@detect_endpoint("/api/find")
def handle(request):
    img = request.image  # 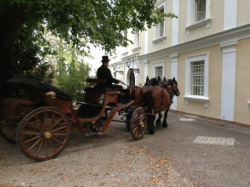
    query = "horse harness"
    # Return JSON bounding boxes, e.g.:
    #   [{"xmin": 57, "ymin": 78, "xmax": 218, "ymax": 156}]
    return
[{"xmin": 164, "ymin": 79, "xmax": 175, "ymax": 102}]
